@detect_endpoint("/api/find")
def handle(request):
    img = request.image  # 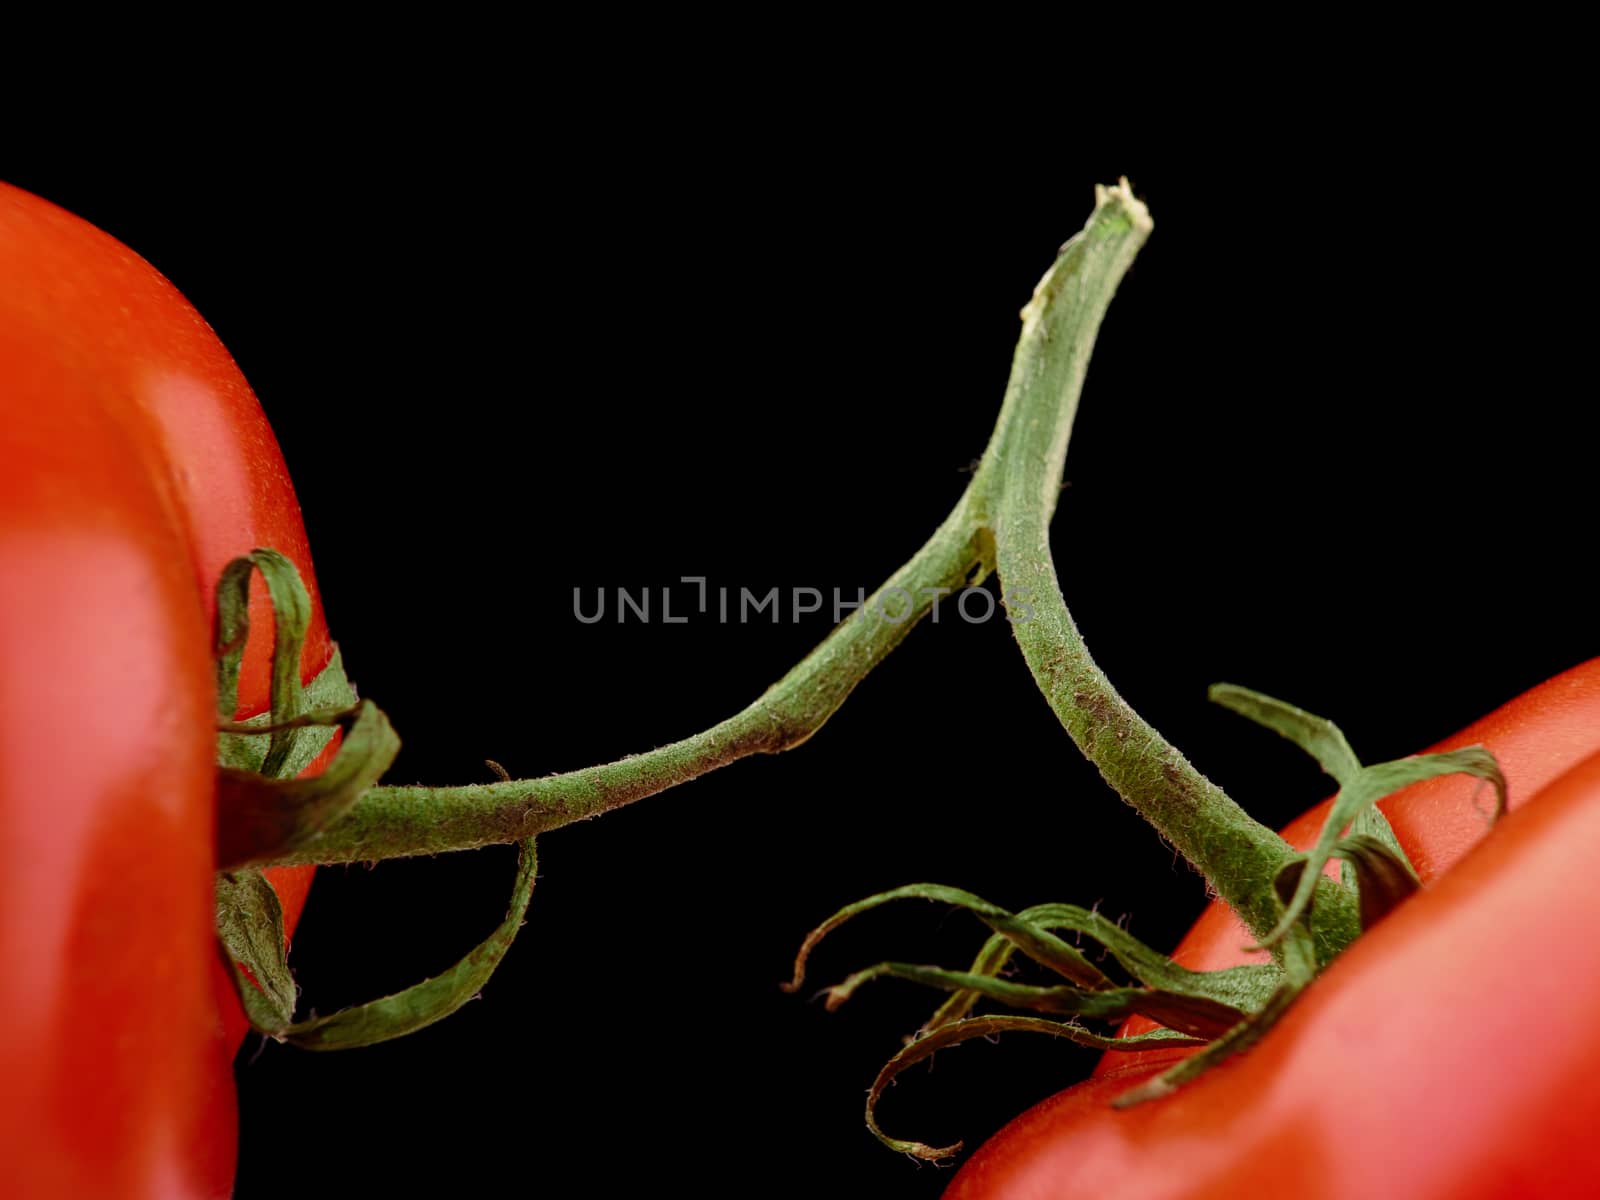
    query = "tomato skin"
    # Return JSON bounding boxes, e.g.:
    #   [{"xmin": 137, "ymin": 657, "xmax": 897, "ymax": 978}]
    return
[
  {"xmin": 0, "ymin": 299, "xmax": 229, "ymax": 1197},
  {"xmin": 2, "ymin": 182, "xmax": 333, "ymax": 1194},
  {"xmin": 949, "ymin": 660, "xmax": 1600, "ymax": 1199}
]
